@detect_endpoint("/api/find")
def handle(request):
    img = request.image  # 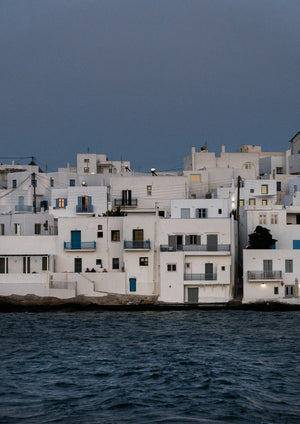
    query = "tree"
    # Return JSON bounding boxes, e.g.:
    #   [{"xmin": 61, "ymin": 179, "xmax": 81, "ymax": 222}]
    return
[{"xmin": 247, "ymin": 225, "xmax": 277, "ymax": 249}]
